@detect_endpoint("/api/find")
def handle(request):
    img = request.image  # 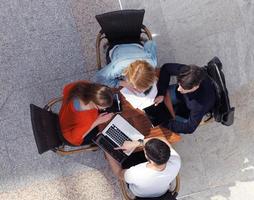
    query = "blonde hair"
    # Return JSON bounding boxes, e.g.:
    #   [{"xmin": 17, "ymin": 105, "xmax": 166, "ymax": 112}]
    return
[{"xmin": 123, "ymin": 60, "xmax": 156, "ymax": 91}]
